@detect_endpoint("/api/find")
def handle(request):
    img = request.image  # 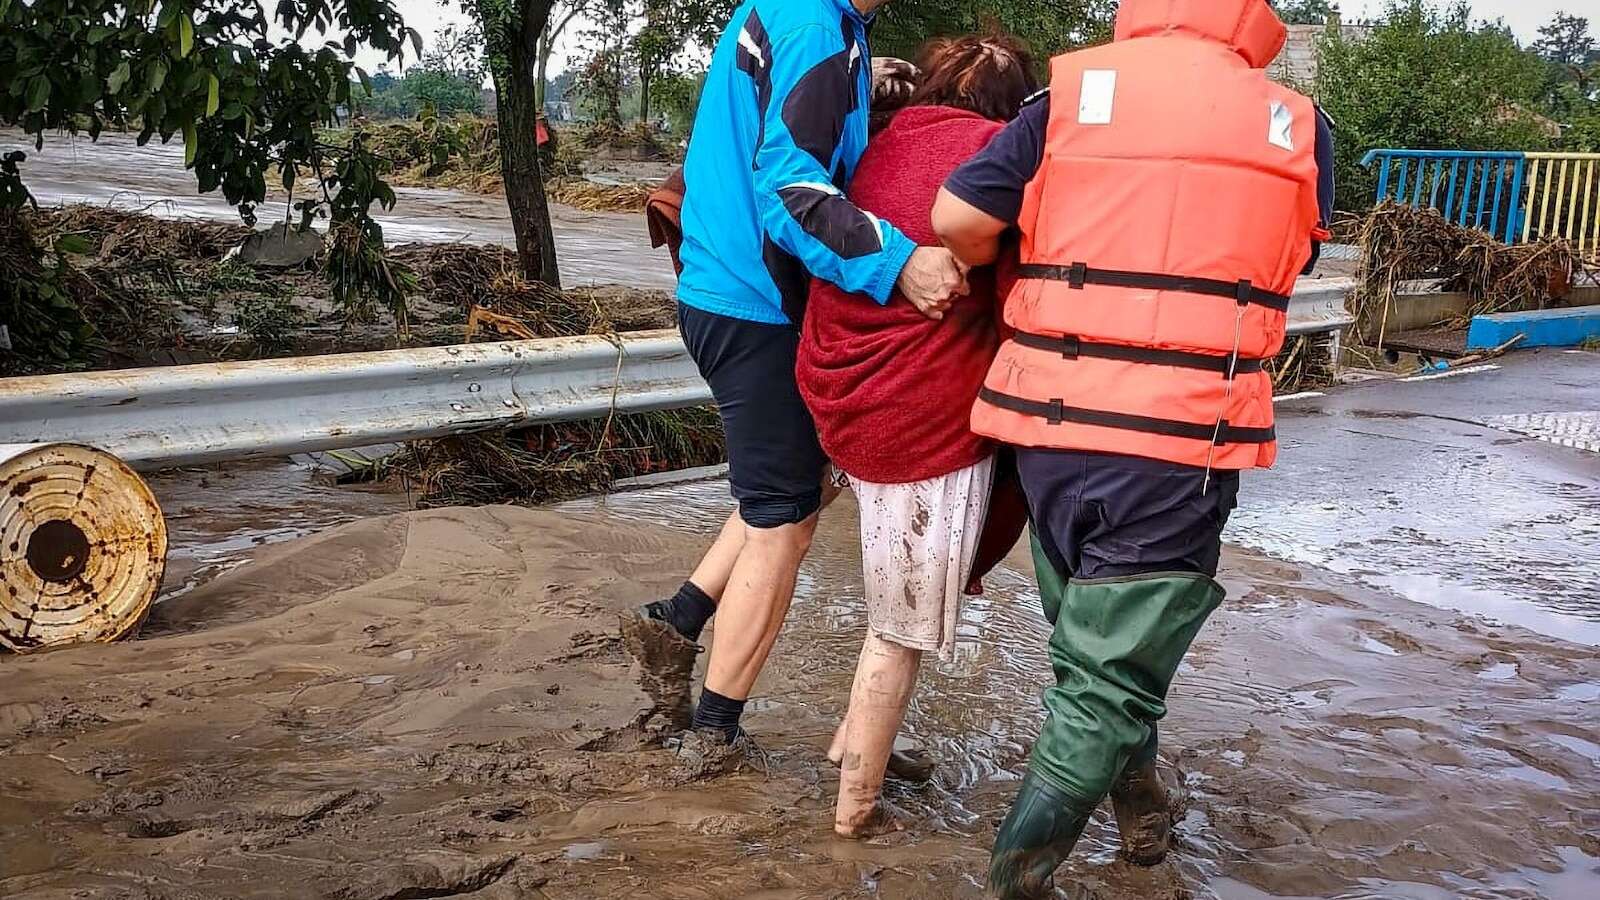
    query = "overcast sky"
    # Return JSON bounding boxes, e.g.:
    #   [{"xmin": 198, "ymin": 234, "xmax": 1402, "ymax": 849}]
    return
[{"xmin": 367, "ymin": 0, "xmax": 1586, "ymax": 75}]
